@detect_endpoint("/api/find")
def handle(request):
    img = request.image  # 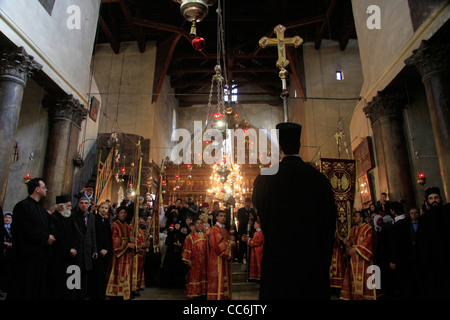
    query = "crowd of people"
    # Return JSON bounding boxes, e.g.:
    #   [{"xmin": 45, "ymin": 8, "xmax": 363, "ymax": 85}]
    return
[
  {"xmin": 335, "ymin": 188, "xmax": 450, "ymax": 300},
  {"xmin": 2, "ymin": 173, "xmax": 449, "ymax": 301},
  {"xmin": 0, "ymin": 180, "xmax": 264, "ymax": 300}
]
